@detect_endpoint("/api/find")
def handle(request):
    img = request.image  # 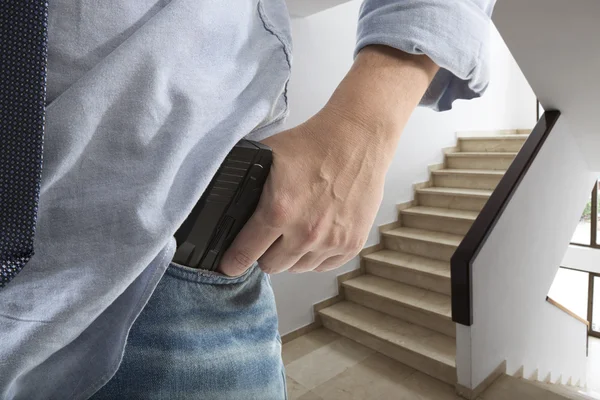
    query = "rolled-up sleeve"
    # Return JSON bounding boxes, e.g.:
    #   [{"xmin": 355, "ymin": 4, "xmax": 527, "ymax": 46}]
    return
[{"xmin": 356, "ymin": 0, "xmax": 496, "ymax": 111}]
